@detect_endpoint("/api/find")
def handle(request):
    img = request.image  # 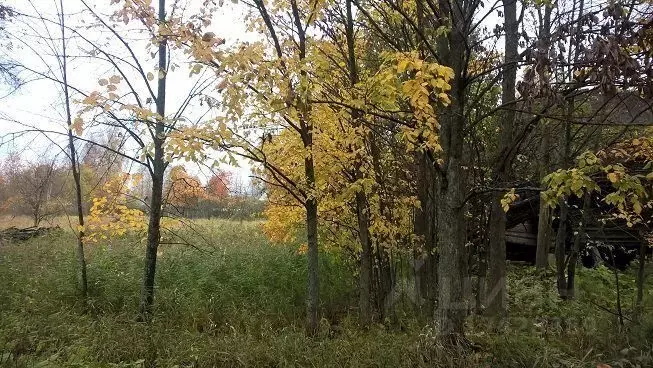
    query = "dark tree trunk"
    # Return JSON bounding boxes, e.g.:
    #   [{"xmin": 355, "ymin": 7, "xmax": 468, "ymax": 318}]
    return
[
  {"xmin": 486, "ymin": 0, "xmax": 518, "ymax": 316},
  {"xmin": 434, "ymin": 0, "xmax": 468, "ymax": 342},
  {"xmin": 635, "ymin": 234, "xmax": 647, "ymax": 319},
  {"xmin": 345, "ymin": 0, "xmax": 373, "ymax": 325},
  {"xmin": 486, "ymin": 199, "xmax": 507, "ymax": 314},
  {"xmin": 536, "ymin": 126, "xmax": 552, "ymax": 270},
  {"xmin": 139, "ymin": 0, "xmax": 167, "ymax": 320},
  {"xmin": 566, "ymin": 193, "xmax": 590, "ymax": 299},
  {"xmin": 535, "ymin": 201, "xmax": 552, "ymax": 270},
  {"xmin": 555, "ymin": 199, "xmax": 569, "ymax": 298},
  {"xmin": 436, "ymin": 167, "xmax": 467, "ymax": 339},
  {"xmin": 60, "ymin": 0, "xmax": 88, "ymax": 298},
  {"xmin": 535, "ymin": 6, "xmax": 553, "ymax": 271},
  {"xmin": 140, "ymin": 170, "xmax": 164, "ymax": 318},
  {"xmin": 415, "ymin": 153, "xmax": 437, "ymax": 315},
  {"xmin": 369, "ymin": 132, "xmax": 394, "ymax": 316},
  {"xmin": 69, "ymin": 132, "xmax": 88, "ymax": 299},
  {"xmin": 412, "ymin": 0, "xmax": 438, "ymax": 318},
  {"xmin": 476, "ymin": 240, "xmax": 487, "ymax": 314},
  {"xmin": 305, "ymin": 194, "xmax": 319, "ymax": 334},
  {"xmin": 356, "ymin": 191, "xmax": 373, "ymax": 325}
]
